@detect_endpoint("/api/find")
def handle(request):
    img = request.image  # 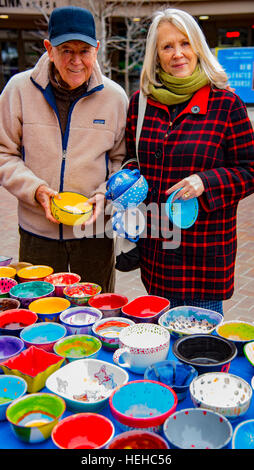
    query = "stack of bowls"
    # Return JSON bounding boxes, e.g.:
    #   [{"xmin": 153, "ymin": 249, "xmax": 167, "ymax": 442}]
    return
[{"xmin": 105, "ymin": 169, "xmax": 148, "ymax": 210}]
